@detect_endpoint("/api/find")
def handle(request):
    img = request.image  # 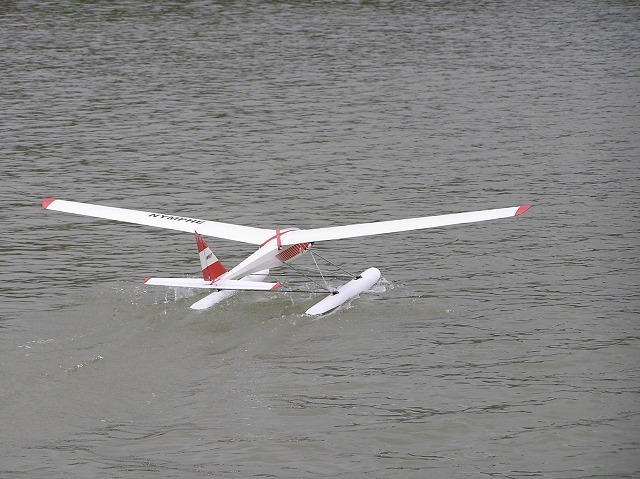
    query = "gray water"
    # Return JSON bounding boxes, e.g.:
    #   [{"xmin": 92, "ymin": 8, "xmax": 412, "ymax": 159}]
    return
[{"xmin": 1, "ymin": 1, "xmax": 639, "ymax": 477}]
